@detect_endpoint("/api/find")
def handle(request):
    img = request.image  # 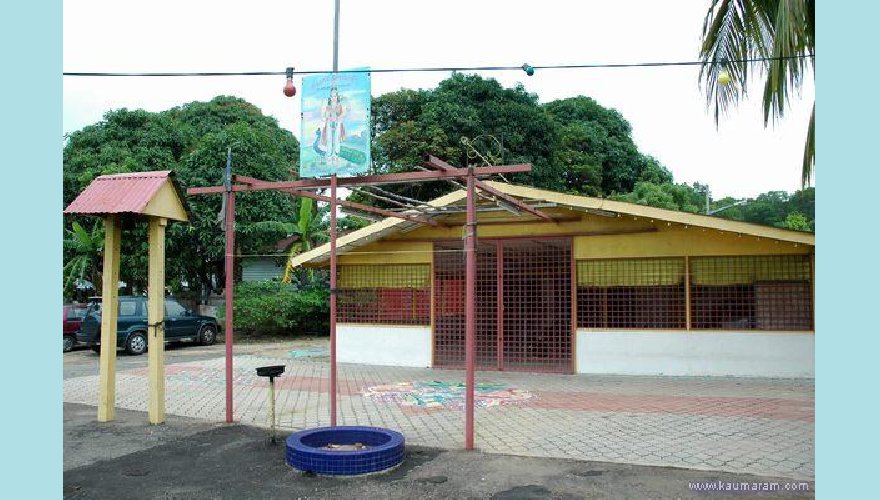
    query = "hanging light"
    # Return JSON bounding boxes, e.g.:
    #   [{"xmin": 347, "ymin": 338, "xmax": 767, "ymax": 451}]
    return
[
  {"xmin": 521, "ymin": 63, "xmax": 535, "ymax": 76},
  {"xmin": 717, "ymin": 58, "xmax": 731, "ymax": 86},
  {"xmin": 283, "ymin": 67, "xmax": 297, "ymax": 97}
]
